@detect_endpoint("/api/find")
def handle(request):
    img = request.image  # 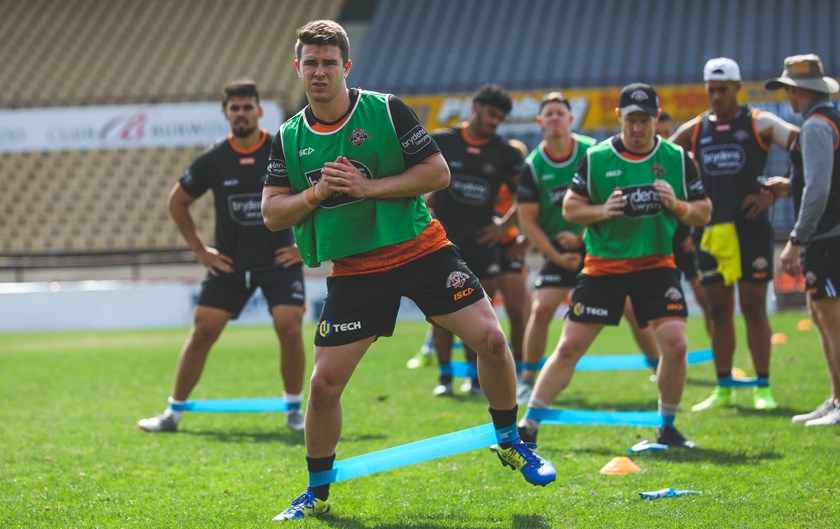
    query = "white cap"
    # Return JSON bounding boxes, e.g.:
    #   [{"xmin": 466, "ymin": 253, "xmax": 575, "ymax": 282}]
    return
[{"xmin": 703, "ymin": 57, "xmax": 741, "ymax": 81}]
